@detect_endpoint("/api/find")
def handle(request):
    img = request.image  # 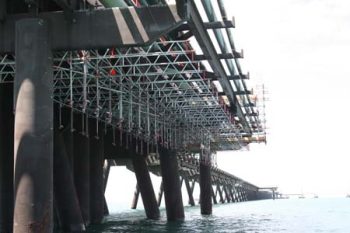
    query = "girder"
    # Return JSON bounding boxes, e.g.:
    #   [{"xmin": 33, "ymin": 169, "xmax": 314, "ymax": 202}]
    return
[
  {"xmin": 0, "ymin": 4, "xmax": 184, "ymax": 53},
  {"xmin": 0, "ymin": 0, "xmax": 266, "ymax": 151}
]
